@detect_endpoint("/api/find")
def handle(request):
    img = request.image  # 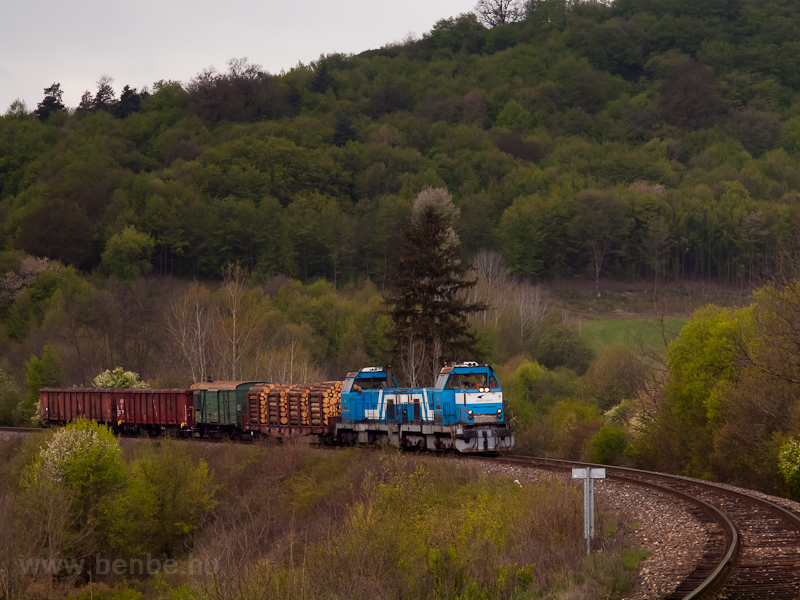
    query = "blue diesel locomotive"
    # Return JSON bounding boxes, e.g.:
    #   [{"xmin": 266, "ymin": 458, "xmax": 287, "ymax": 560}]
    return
[{"xmin": 336, "ymin": 362, "xmax": 514, "ymax": 452}]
